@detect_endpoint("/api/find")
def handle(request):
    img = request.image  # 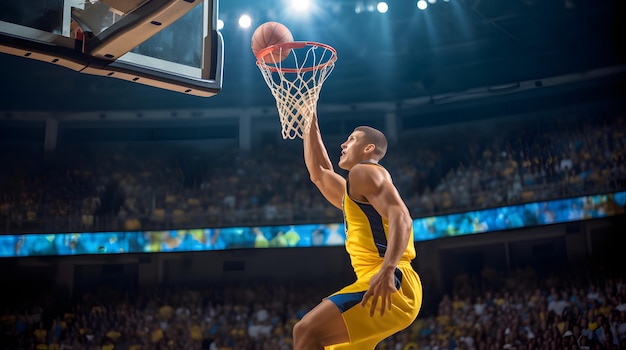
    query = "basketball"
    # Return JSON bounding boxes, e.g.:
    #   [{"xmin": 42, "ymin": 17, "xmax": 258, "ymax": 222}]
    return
[{"xmin": 251, "ymin": 21, "xmax": 294, "ymax": 63}]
